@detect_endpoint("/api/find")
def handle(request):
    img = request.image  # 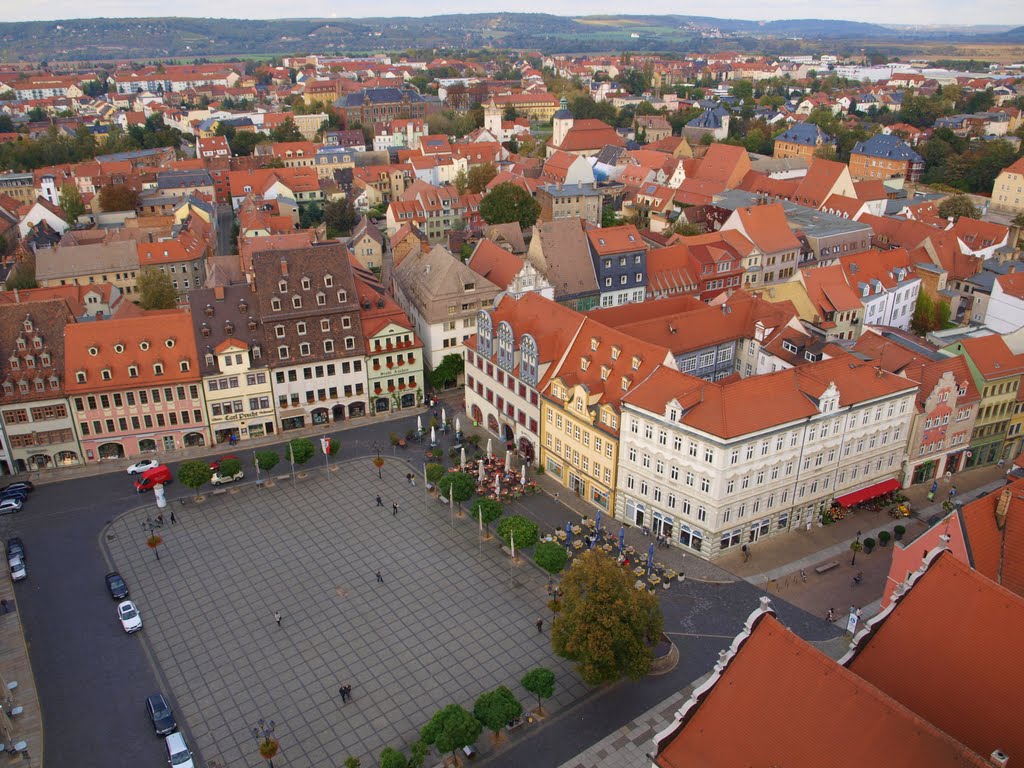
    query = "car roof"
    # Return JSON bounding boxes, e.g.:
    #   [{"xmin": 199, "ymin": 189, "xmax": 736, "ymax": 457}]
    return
[
  {"xmin": 165, "ymin": 731, "xmax": 187, "ymax": 749},
  {"xmin": 147, "ymin": 692, "xmax": 168, "ymax": 706},
  {"xmin": 106, "ymin": 571, "xmax": 122, "ymax": 579},
  {"xmin": 118, "ymin": 600, "xmax": 134, "ymax": 609}
]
